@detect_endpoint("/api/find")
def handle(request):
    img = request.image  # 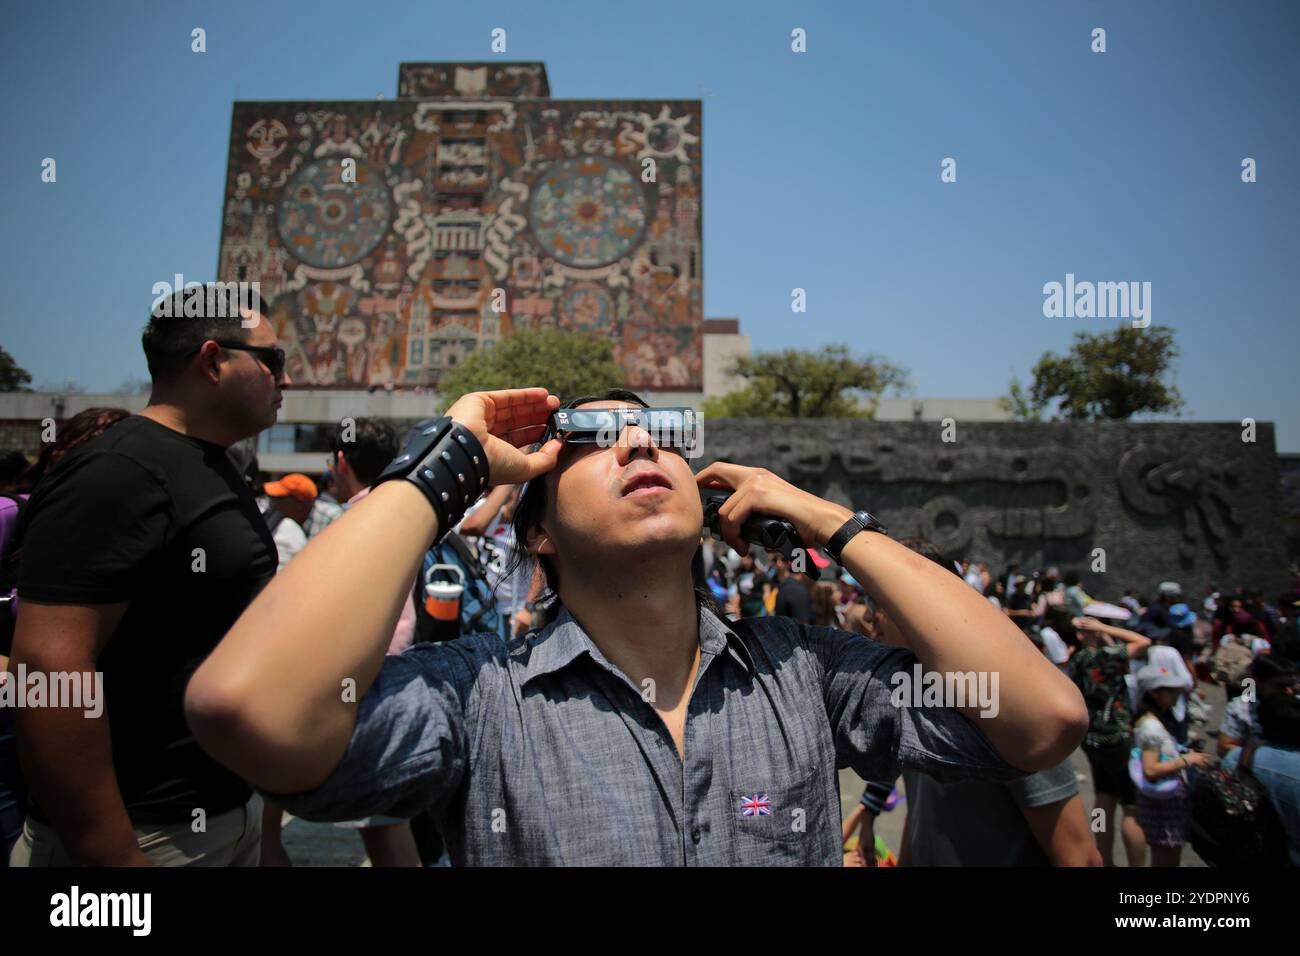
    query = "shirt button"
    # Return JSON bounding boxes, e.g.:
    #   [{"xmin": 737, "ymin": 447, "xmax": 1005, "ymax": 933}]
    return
[{"xmin": 691, "ymin": 827, "xmax": 702, "ymax": 844}]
